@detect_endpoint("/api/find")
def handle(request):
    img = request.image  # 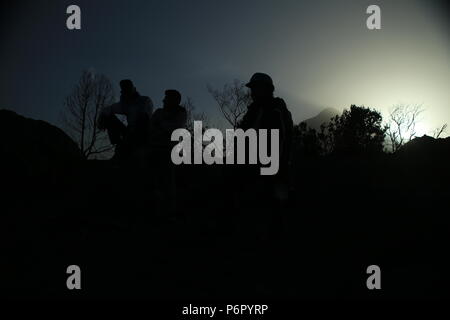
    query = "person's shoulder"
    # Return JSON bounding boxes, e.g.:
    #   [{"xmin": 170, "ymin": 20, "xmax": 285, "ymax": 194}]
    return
[
  {"xmin": 139, "ymin": 95, "xmax": 153, "ymax": 105},
  {"xmin": 272, "ymin": 97, "xmax": 287, "ymax": 109},
  {"xmin": 177, "ymin": 105, "xmax": 187, "ymax": 113},
  {"xmin": 273, "ymin": 97, "xmax": 292, "ymax": 116},
  {"xmin": 152, "ymin": 108, "xmax": 163, "ymax": 116},
  {"xmin": 269, "ymin": 97, "xmax": 293, "ymax": 125}
]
